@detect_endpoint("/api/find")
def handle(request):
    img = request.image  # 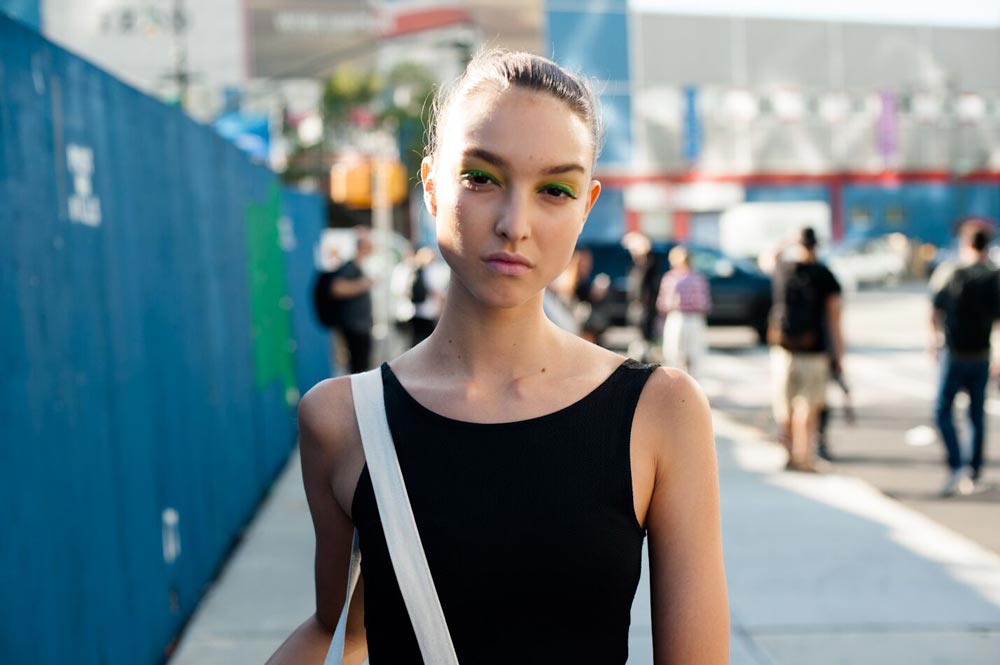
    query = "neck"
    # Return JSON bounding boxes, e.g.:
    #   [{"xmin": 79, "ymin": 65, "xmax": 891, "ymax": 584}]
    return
[{"xmin": 423, "ymin": 283, "xmax": 567, "ymax": 382}]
